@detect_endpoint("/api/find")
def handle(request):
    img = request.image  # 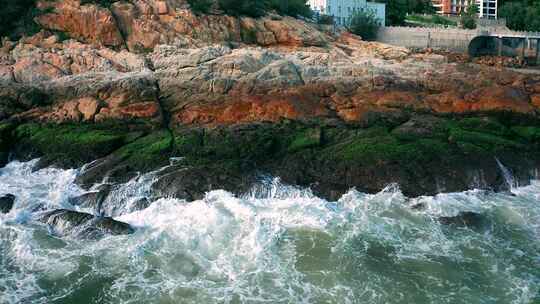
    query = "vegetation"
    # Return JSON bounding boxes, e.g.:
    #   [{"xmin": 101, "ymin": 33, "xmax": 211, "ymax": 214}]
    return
[
  {"xmin": 375, "ymin": 0, "xmax": 435, "ymax": 26},
  {"xmin": 460, "ymin": 1, "xmax": 478, "ymax": 29},
  {"xmin": 317, "ymin": 14, "xmax": 334, "ymax": 25},
  {"xmin": 406, "ymin": 14, "xmax": 457, "ymax": 27},
  {"xmin": 80, "ymin": 0, "xmax": 119, "ymax": 7},
  {"xmin": 167, "ymin": 115, "xmax": 540, "ymax": 172},
  {"xmin": 116, "ymin": 131, "xmax": 173, "ymax": 171},
  {"xmin": 348, "ymin": 10, "xmax": 381, "ymax": 41},
  {"xmin": 13, "ymin": 123, "xmax": 130, "ymax": 167},
  {"xmin": 499, "ymin": 0, "xmax": 540, "ymax": 32},
  {"xmin": 217, "ymin": 0, "xmax": 312, "ymax": 18},
  {"xmin": 187, "ymin": 0, "xmax": 214, "ymax": 14},
  {"xmin": 0, "ymin": 0, "xmax": 40, "ymax": 39}
]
